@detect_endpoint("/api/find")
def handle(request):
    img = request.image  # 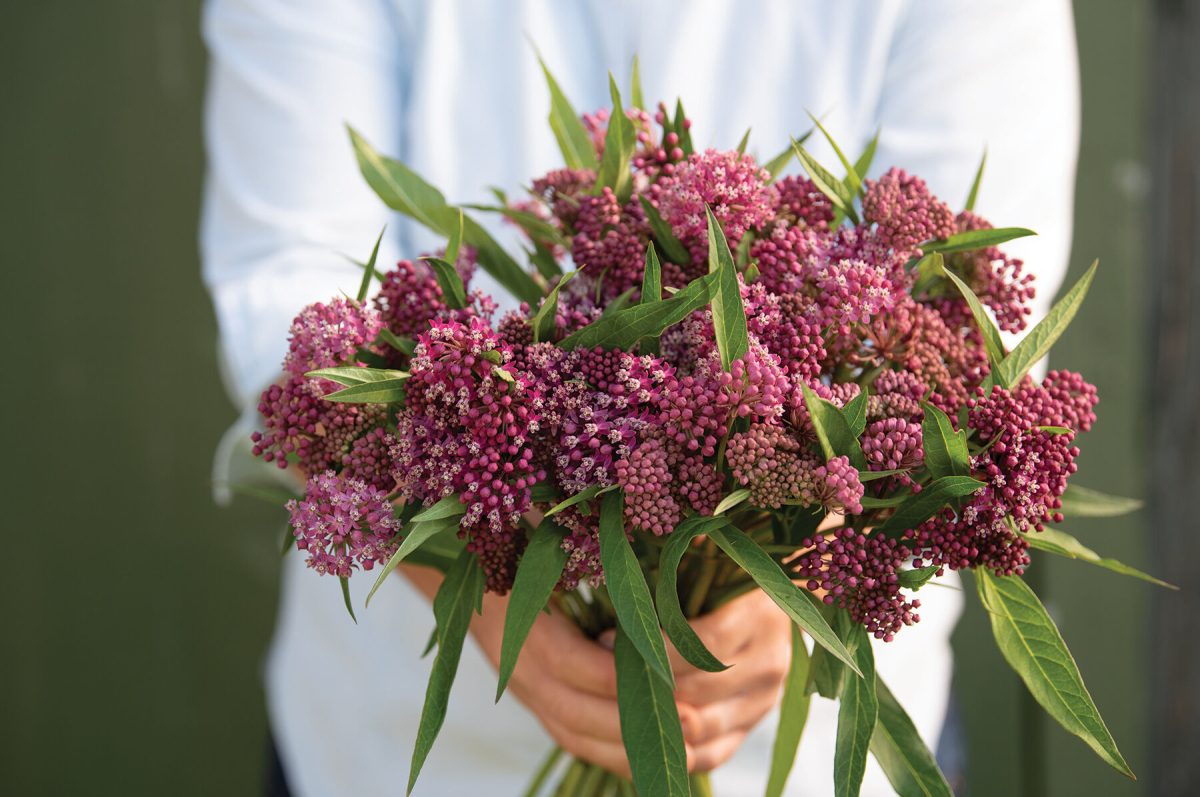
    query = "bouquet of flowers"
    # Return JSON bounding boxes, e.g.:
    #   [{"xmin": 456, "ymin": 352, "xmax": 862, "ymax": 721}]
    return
[{"xmin": 249, "ymin": 62, "xmax": 1168, "ymax": 796}]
